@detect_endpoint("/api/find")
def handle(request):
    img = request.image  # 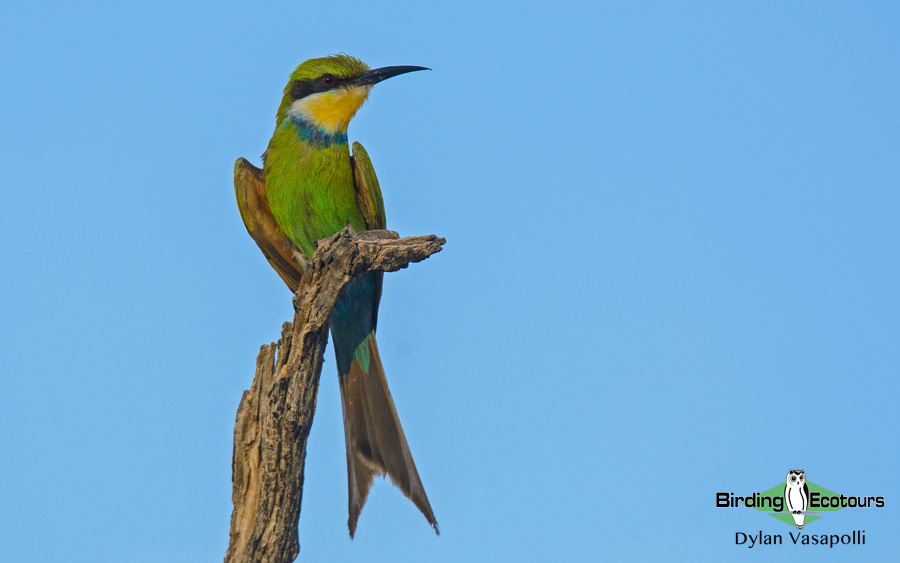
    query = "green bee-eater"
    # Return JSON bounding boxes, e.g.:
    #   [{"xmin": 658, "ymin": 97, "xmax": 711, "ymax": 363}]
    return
[{"xmin": 234, "ymin": 54, "xmax": 436, "ymax": 538}]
